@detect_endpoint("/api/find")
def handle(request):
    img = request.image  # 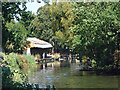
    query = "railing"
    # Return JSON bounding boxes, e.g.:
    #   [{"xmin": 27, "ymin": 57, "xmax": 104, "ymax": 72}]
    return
[
  {"xmin": 37, "ymin": 58, "xmax": 54, "ymax": 64},
  {"xmin": 59, "ymin": 55, "xmax": 79, "ymax": 62},
  {"xmin": 36, "ymin": 55, "xmax": 80, "ymax": 64}
]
